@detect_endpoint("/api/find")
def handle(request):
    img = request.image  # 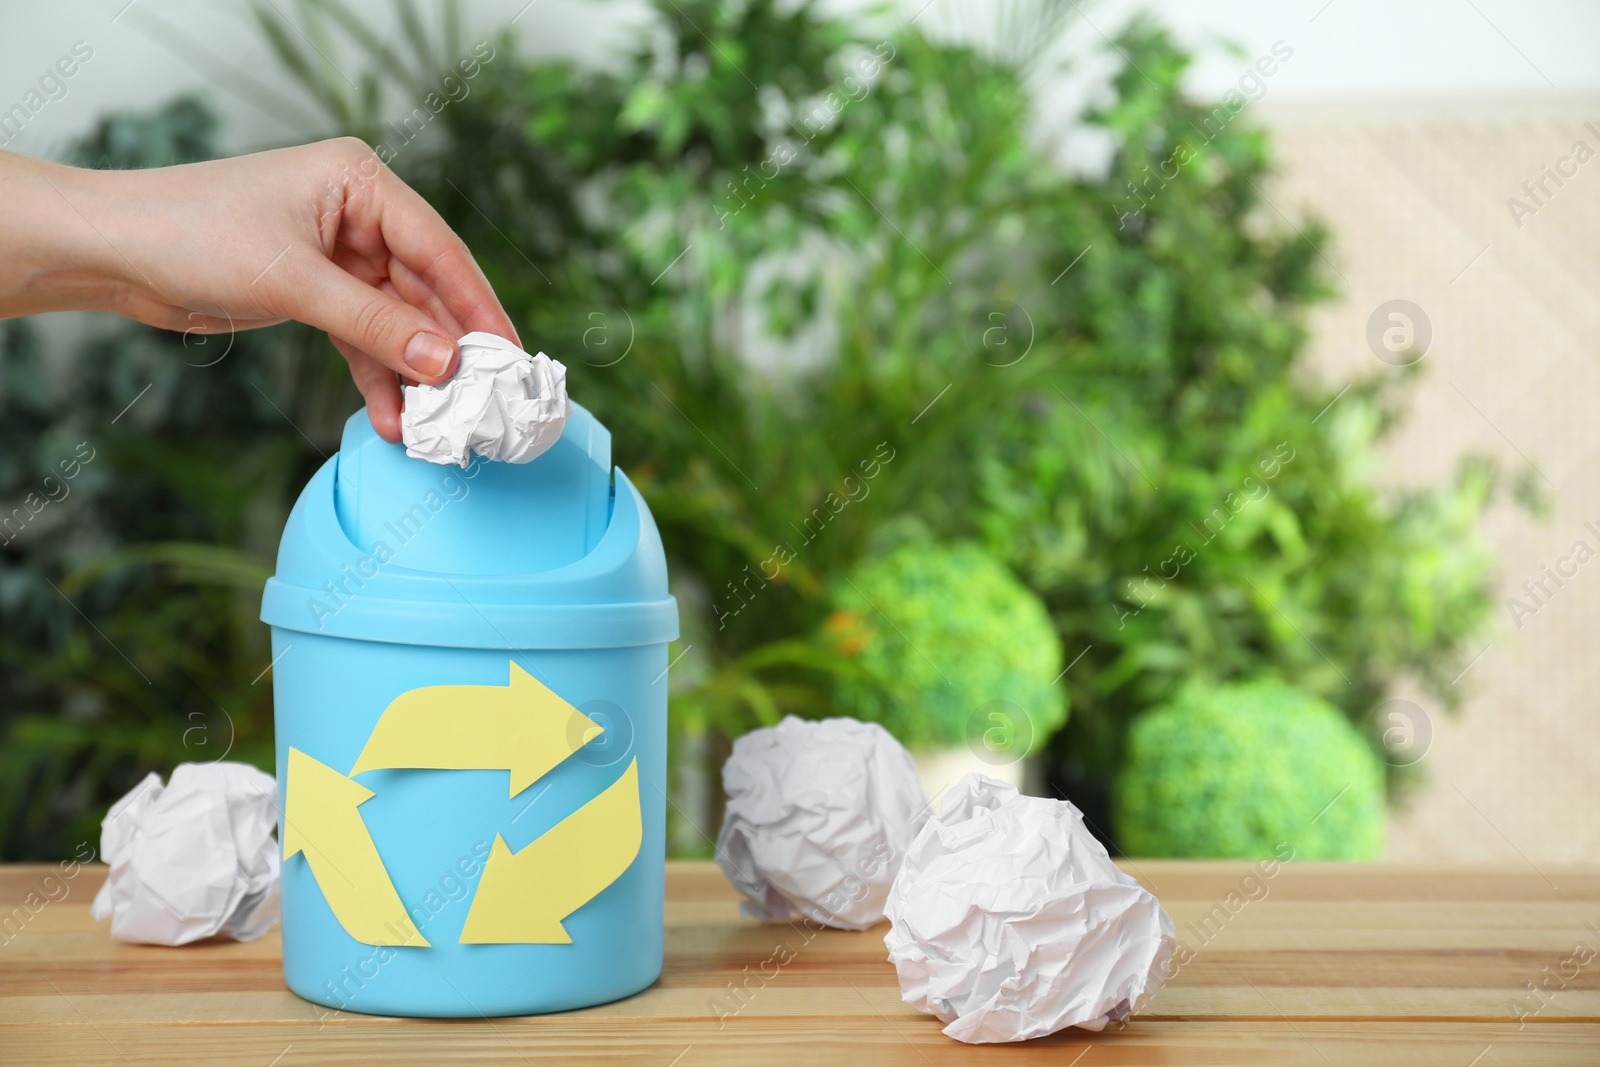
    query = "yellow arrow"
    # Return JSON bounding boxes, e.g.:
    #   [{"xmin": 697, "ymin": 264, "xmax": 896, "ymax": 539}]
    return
[
  {"xmin": 283, "ymin": 747, "xmax": 428, "ymax": 947},
  {"xmin": 349, "ymin": 662, "xmax": 602, "ymax": 797},
  {"xmin": 459, "ymin": 758, "xmax": 643, "ymax": 944}
]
